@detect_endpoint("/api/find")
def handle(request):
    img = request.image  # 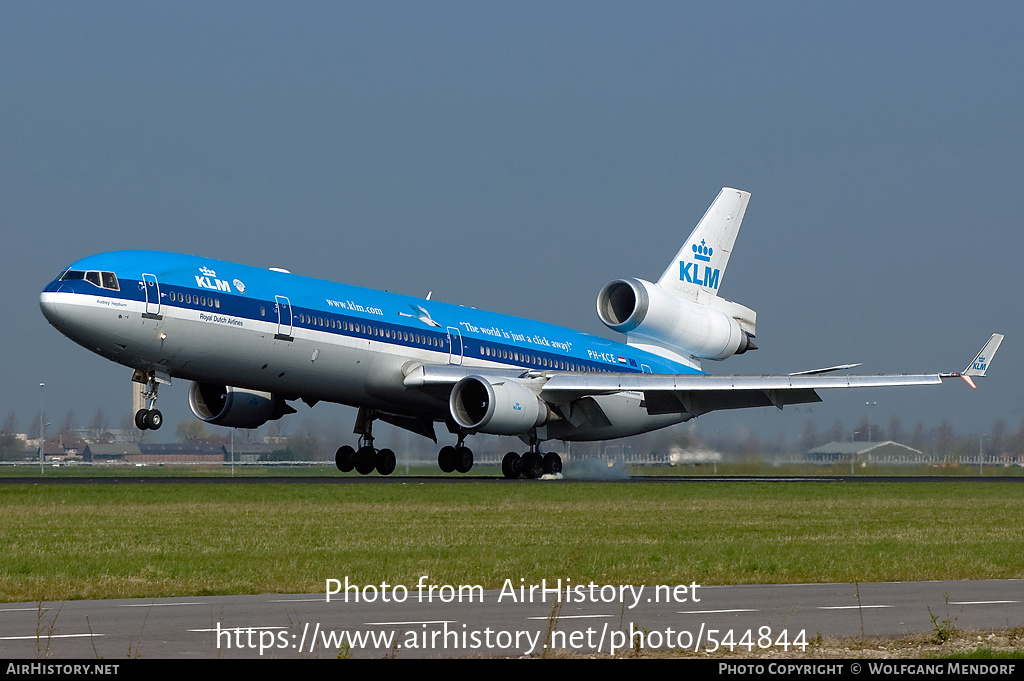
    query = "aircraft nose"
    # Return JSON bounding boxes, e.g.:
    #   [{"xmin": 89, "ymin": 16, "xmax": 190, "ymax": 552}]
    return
[{"xmin": 39, "ymin": 288, "xmax": 65, "ymax": 326}]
